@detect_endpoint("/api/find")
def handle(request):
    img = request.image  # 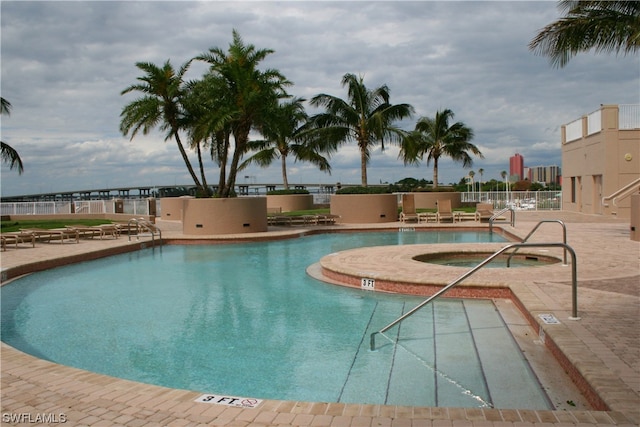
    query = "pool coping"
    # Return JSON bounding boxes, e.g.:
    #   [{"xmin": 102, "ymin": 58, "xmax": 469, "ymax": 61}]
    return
[{"xmin": 1, "ymin": 214, "xmax": 639, "ymax": 426}]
